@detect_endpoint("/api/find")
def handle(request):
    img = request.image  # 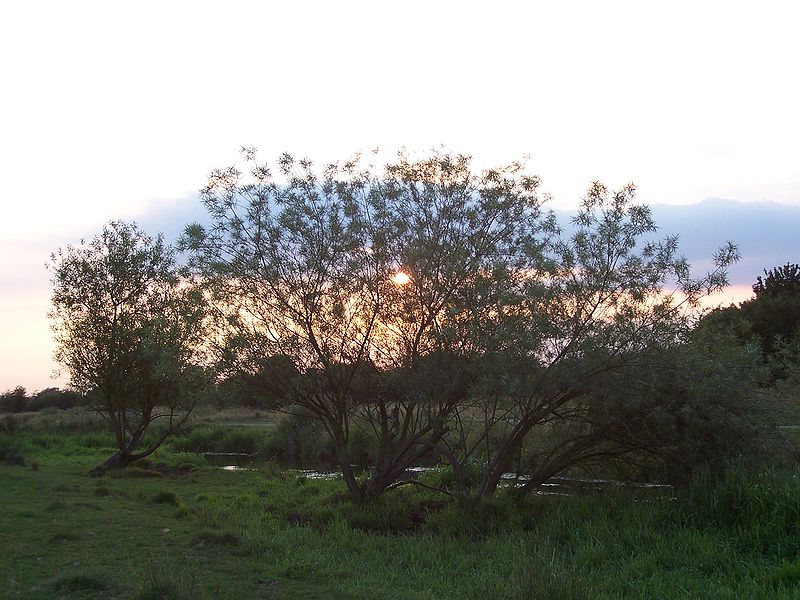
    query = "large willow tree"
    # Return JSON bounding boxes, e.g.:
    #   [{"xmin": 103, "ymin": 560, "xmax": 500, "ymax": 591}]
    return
[{"xmin": 184, "ymin": 149, "xmax": 737, "ymax": 501}]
